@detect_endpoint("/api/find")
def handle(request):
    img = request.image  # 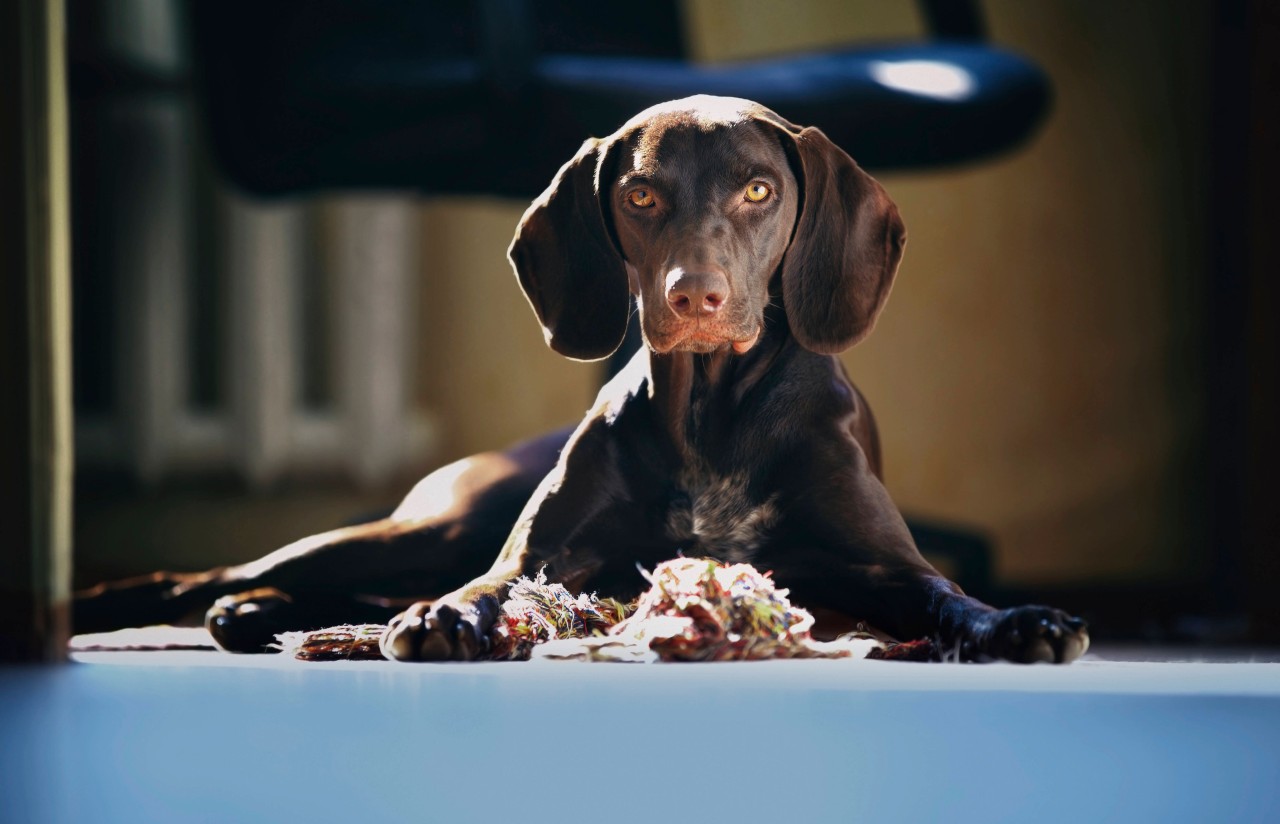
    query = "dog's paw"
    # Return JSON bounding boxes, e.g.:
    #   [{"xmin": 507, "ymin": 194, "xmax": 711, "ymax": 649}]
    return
[
  {"xmin": 380, "ymin": 601, "xmax": 492, "ymax": 662},
  {"xmin": 205, "ymin": 588, "xmax": 296, "ymax": 653},
  {"xmin": 955, "ymin": 605, "xmax": 1089, "ymax": 664}
]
